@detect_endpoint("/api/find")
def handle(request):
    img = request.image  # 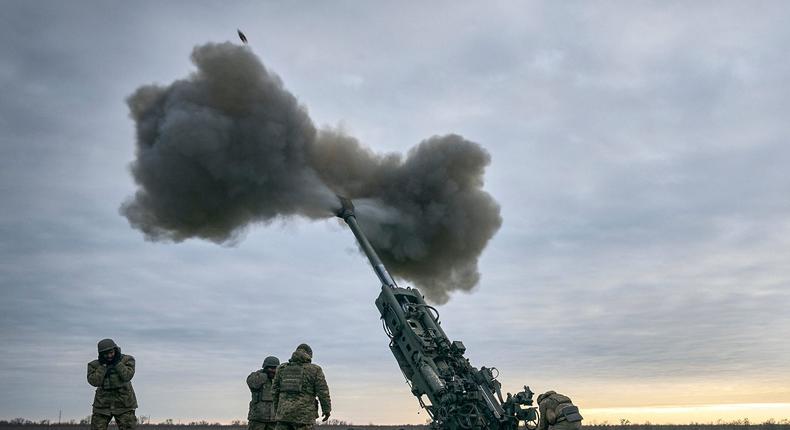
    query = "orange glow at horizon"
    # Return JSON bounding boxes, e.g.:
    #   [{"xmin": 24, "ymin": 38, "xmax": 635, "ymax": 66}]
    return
[
  {"xmin": 192, "ymin": 403, "xmax": 790, "ymax": 426},
  {"xmin": 583, "ymin": 403, "xmax": 790, "ymax": 425}
]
